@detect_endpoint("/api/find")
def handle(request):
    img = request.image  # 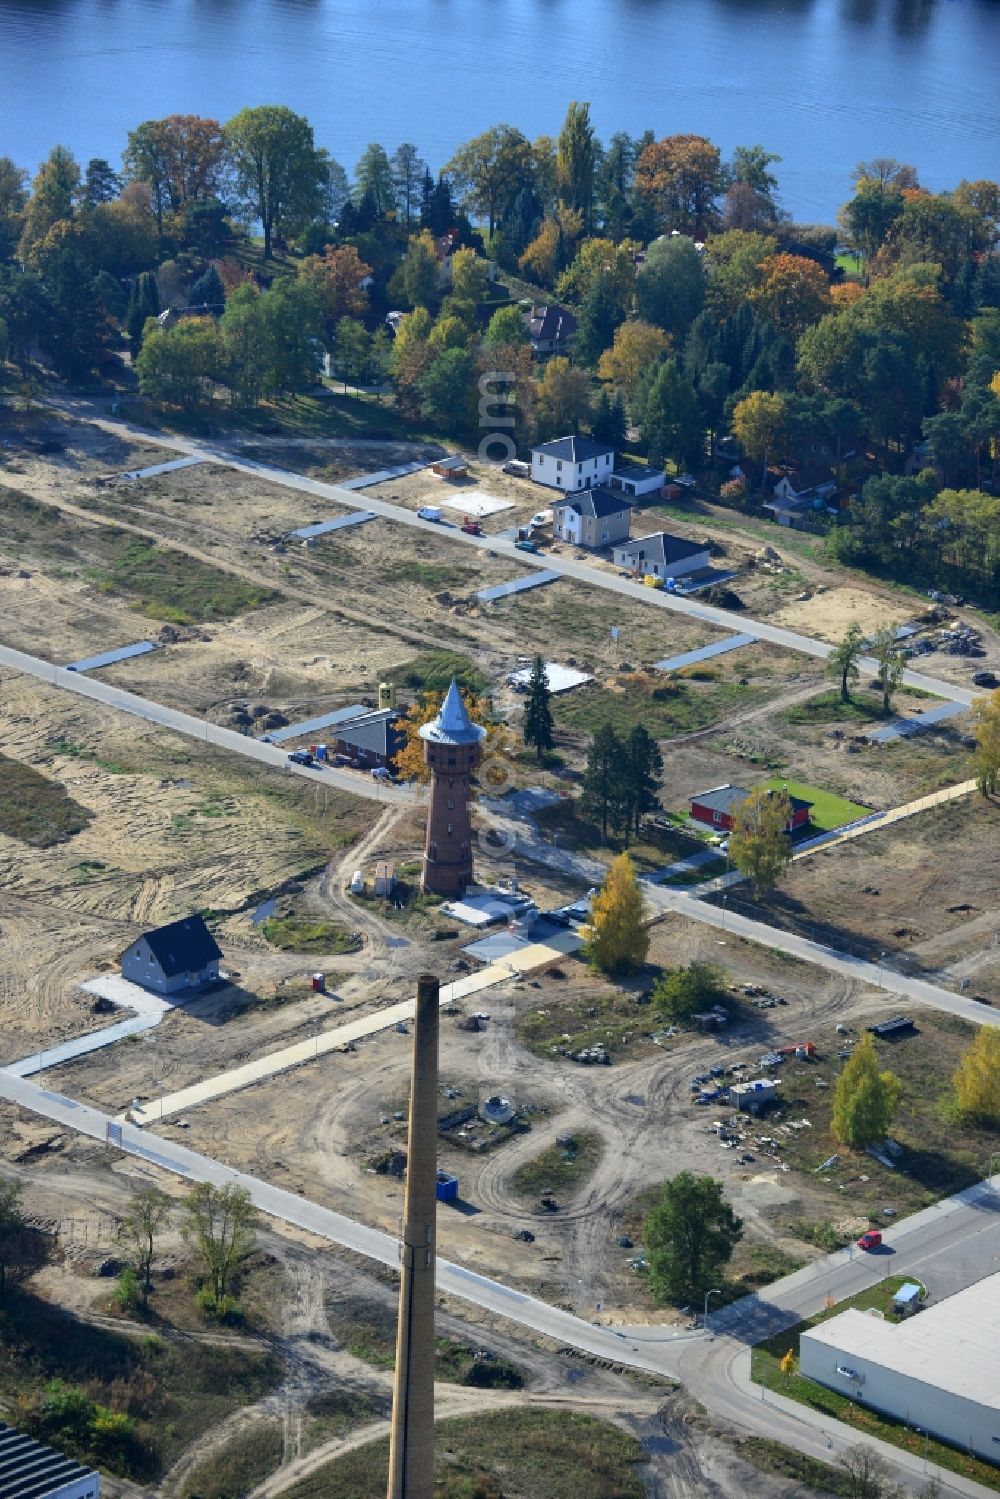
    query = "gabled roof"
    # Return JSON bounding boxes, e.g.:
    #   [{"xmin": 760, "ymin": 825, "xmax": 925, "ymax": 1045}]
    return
[
  {"xmin": 139, "ymin": 915, "xmax": 222, "ymax": 977},
  {"xmin": 531, "ymin": 435, "xmax": 615, "ymax": 464},
  {"xmin": 552, "ymin": 486, "xmax": 631, "ymax": 521},
  {"xmin": 420, "ymin": 679, "xmax": 486, "ymax": 747},
  {"xmin": 0, "ymin": 1420, "xmax": 99, "ymax": 1499},
  {"xmin": 691, "ymin": 783, "xmax": 812, "ymax": 817},
  {"xmin": 527, "ymin": 305, "xmax": 577, "ymax": 342},
  {"xmin": 615, "ymin": 532, "xmax": 708, "ymax": 568},
  {"xmin": 334, "ymin": 709, "xmax": 405, "ymax": 758}
]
